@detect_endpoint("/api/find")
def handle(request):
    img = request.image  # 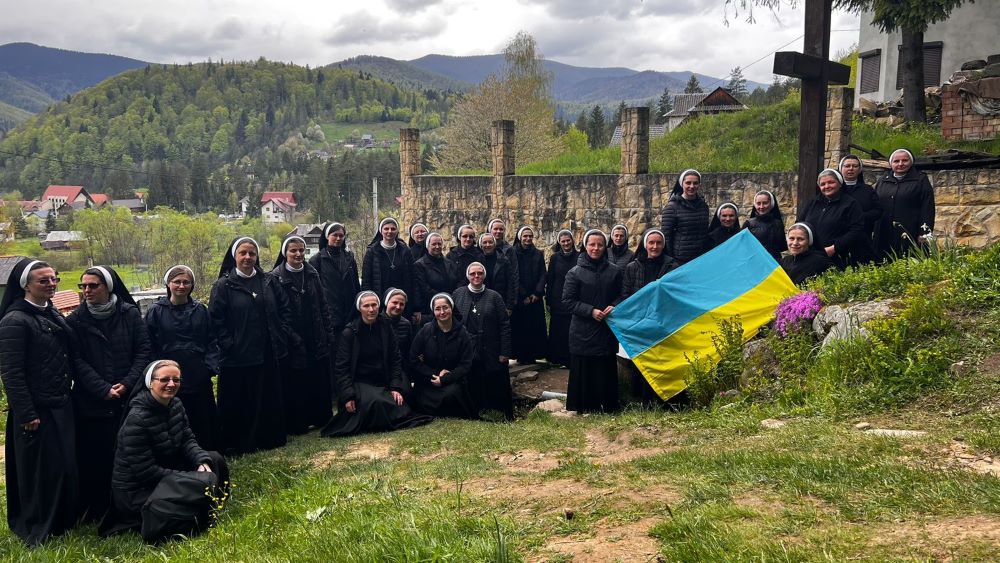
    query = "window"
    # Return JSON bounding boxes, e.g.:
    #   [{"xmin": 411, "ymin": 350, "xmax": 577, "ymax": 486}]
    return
[
  {"xmin": 859, "ymin": 49, "xmax": 881, "ymax": 94},
  {"xmin": 896, "ymin": 41, "xmax": 943, "ymax": 89}
]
